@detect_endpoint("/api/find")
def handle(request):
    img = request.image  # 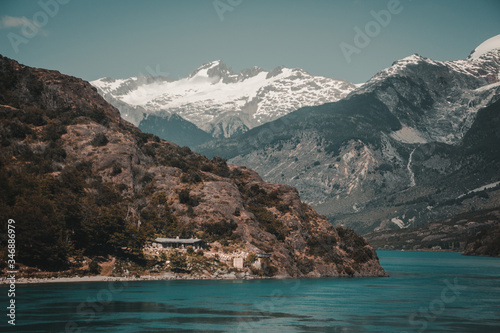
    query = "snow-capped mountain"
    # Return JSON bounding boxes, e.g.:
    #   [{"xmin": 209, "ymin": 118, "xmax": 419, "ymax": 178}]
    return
[
  {"xmin": 353, "ymin": 41, "xmax": 500, "ymax": 145},
  {"xmin": 469, "ymin": 34, "xmax": 500, "ymax": 59},
  {"xmin": 91, "ymin": 61, "xmax": 355, "ymax": 138},
  {"xmin": 197, "ymin": 35, "xmax": 500, "ymax": 234}
]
